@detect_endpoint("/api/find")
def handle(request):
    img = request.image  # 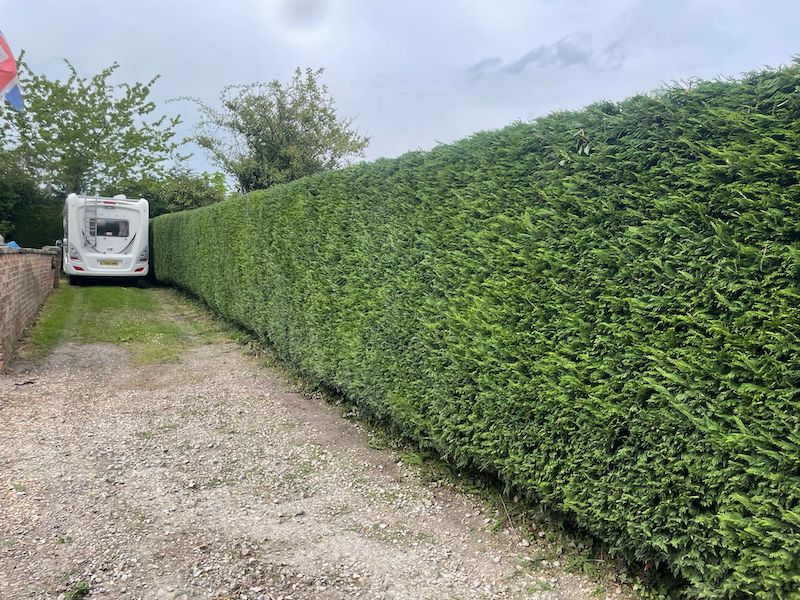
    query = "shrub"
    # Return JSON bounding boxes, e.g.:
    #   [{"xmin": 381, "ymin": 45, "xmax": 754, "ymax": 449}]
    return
[
  {"xmin": 0, "ymin": 153, "xmax": 50, "ymax": 242},
  {"xmin": 12, "ymin": 196, "xmax": 63, "ymax": 248},
  {"xmin": 153, "ymin": 63, "xmax": 800, "ymax": 597}
]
